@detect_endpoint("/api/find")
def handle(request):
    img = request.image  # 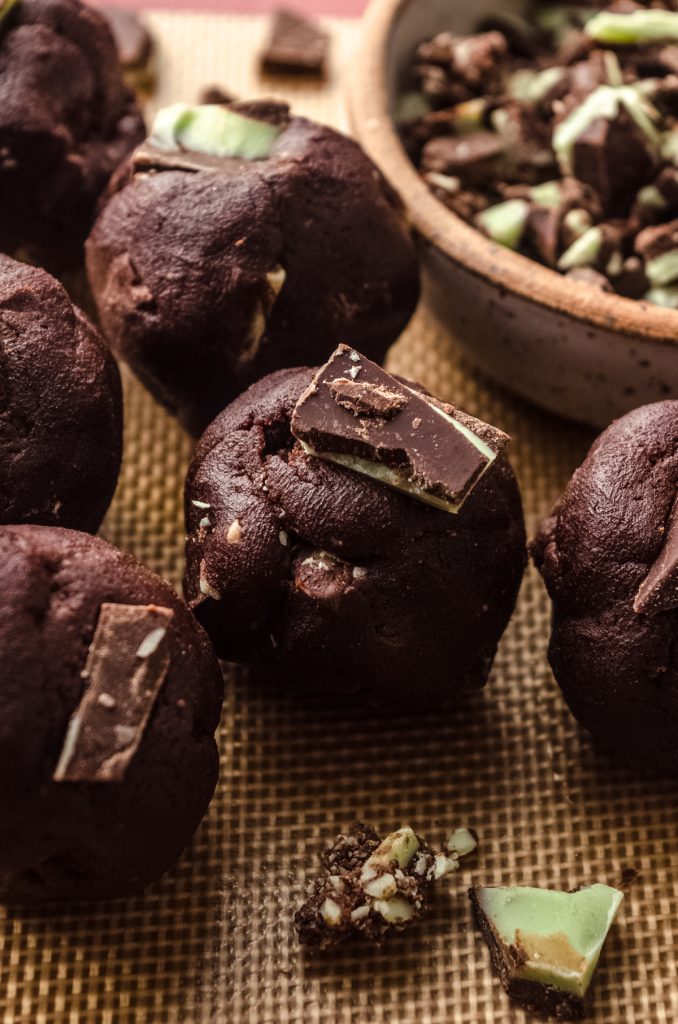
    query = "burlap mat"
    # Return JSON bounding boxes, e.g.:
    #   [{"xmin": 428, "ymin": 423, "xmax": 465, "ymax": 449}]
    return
[{"xmin": 2, "ymin": 12, "xmax": 677, "ymax": 1023}]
